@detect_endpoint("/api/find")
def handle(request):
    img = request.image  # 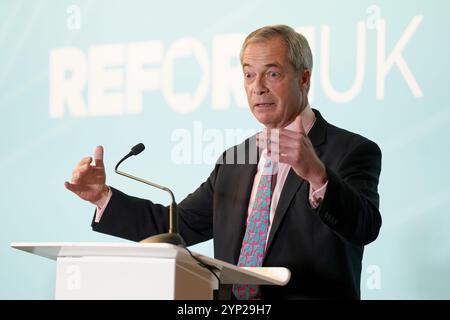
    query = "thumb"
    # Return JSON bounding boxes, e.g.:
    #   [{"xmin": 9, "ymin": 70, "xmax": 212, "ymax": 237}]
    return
[
  {"xmin": 94, "ymin": 145, "xmax": 104, "ymax": 167},
  {"xmin": 64, "ymin": 181, "xmax": 83, "ymax": 193}
]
